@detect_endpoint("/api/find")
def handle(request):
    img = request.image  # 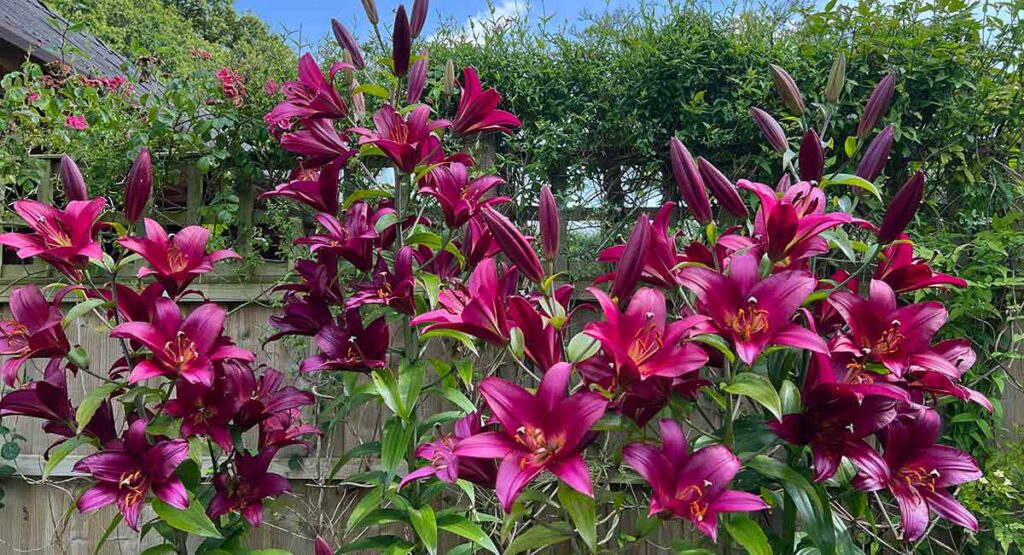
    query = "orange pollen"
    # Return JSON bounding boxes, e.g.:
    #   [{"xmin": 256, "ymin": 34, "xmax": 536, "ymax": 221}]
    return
[
  {"xmin": 36, "ymin": 216, "xmax": 73, "ymax": 248},
  {"xmin": 629, "ymin": 318, "xmax": 664, "ymax": 365},
  {"xmin": 845, "ymin": 360, "xmax": 874, "ymax": 384},
  {"xmin": 874, "ymin": 320, "xmax": 905, "ymax": 356},
  {"xmin": 730, "ymin": 299, "xmax": 770, "ymax": 342},
  {"xmin": 515, "ymin": 426, "xmax": 563, "ymax": 467},
  {"xmin": 118, "ymin": 470, "xmax": 147, "ymax": 506},
  {"xmin": 676, "ymin": 483, "xmax": 711, "ymax": 521},
  {"xmin": 898, "ymin": 466, "xmax": 939, "ymax": 492},
  {"xmin": 165, "ymin": 332, "xmax": 199, "ymax": 367},
  {"xmin": 166, "ymin": 245, "xmax": 190, "ymax": 273}
]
